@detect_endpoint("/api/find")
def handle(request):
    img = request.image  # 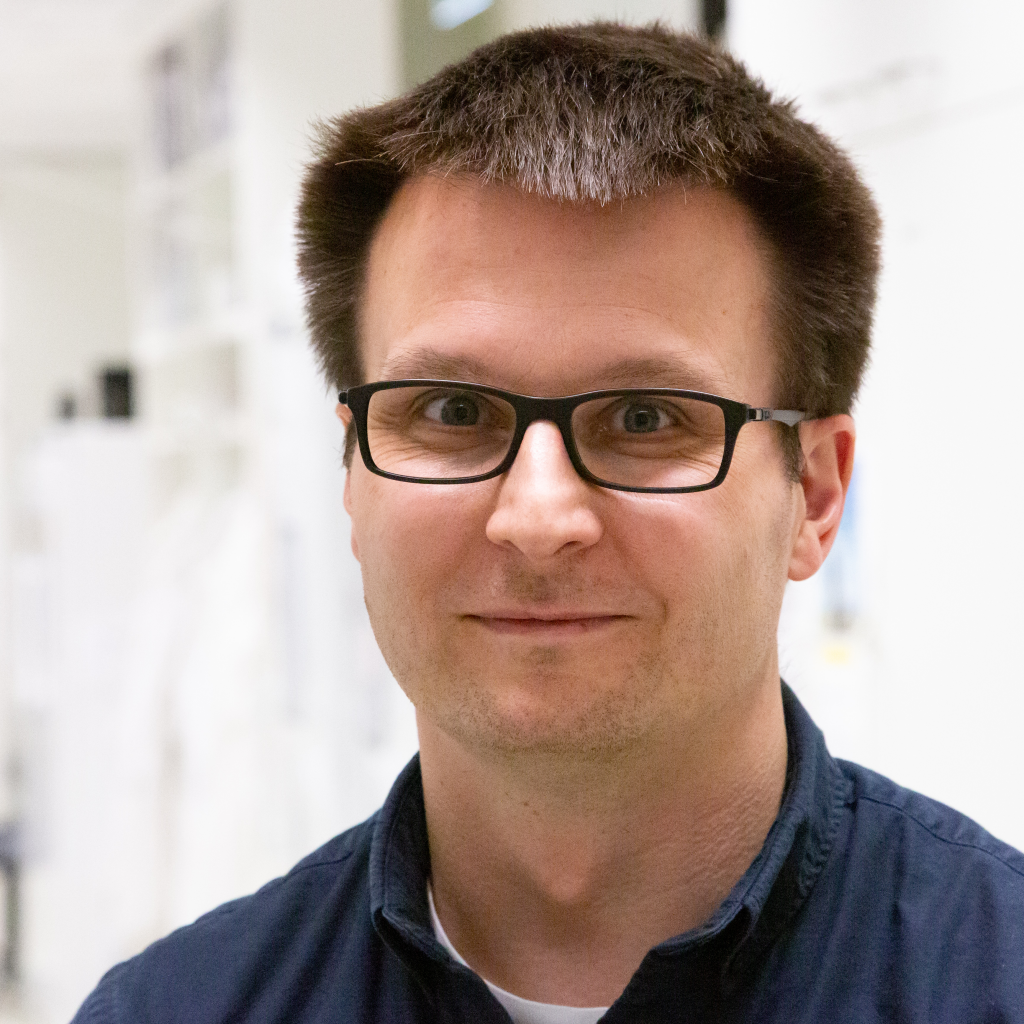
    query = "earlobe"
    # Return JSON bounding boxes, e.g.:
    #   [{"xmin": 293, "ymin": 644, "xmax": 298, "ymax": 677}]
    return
[{"xmin": 788, "ymin": 415, "xmax": 856, "ymax": 582}]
